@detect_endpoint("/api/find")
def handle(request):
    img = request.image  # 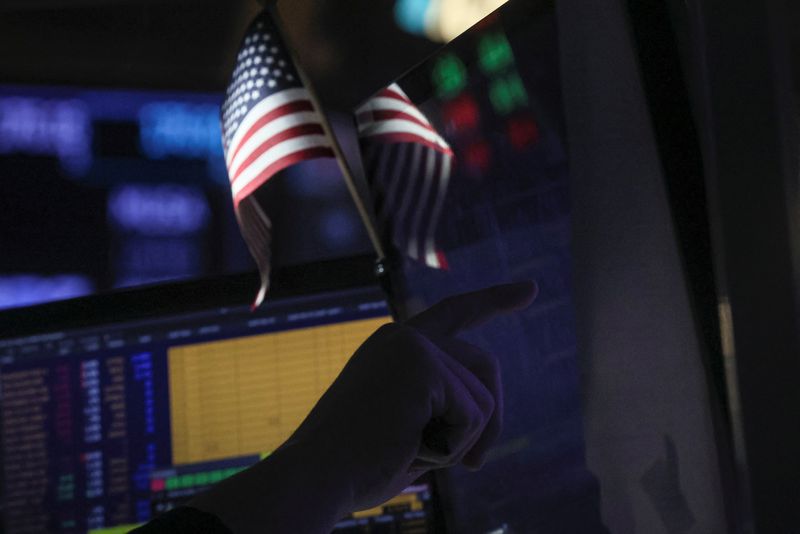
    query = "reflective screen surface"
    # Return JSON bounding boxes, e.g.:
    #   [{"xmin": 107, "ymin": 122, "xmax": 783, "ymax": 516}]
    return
[
  {"xmin": 356, "ymin": 0, "xmax": 729, "ymax": 532},
  {"xmin": 357, "ymin": 2, "xmax": 605, "ymax": 532}
]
